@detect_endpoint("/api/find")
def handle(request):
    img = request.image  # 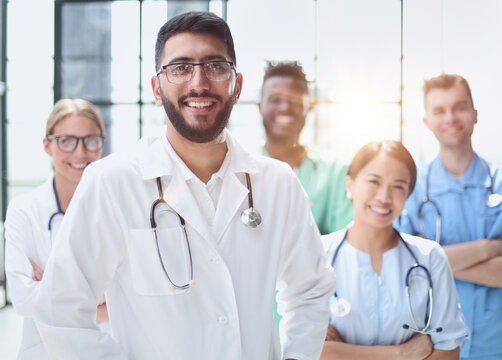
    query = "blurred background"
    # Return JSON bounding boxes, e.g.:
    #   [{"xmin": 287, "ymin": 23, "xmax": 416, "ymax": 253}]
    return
[{"xmin": 0, "ymin": 0, "xmax": 501, "ymax": 310}]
